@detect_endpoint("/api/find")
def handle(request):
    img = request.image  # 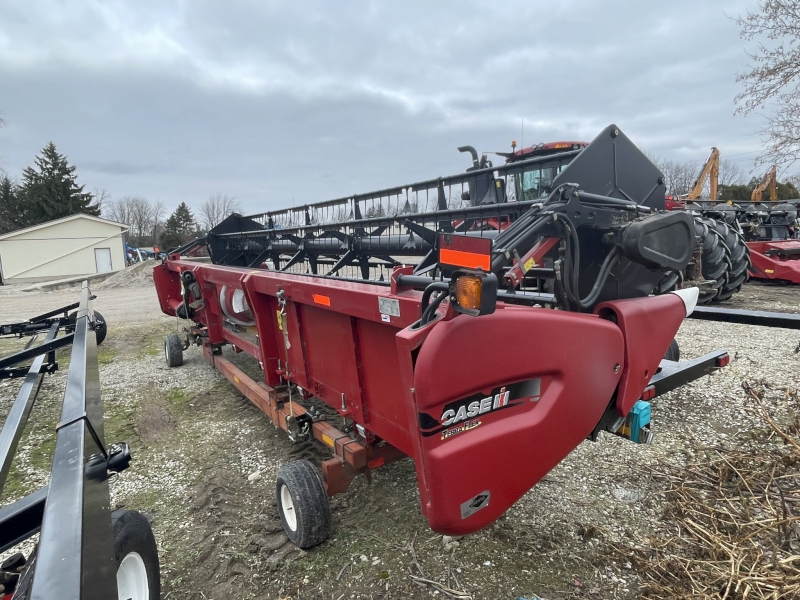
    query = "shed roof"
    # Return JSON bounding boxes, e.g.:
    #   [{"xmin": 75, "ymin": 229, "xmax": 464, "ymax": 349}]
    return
[{"xmin": 0, "ymin": 214, "xmax": 129, "ymax": 241}]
